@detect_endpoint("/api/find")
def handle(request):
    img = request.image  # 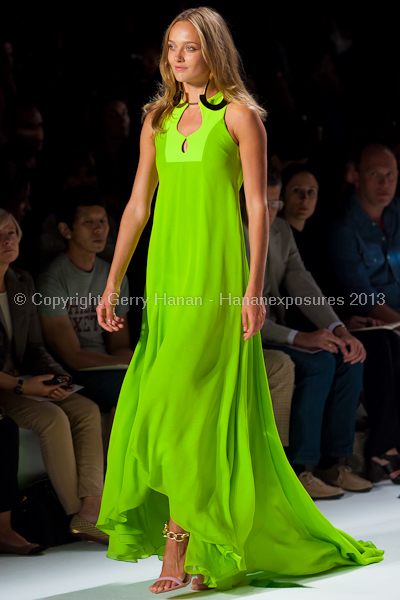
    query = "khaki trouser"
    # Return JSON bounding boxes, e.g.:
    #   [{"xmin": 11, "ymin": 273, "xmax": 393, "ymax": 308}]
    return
[
  {"xmin": 0, "ymin": 391, "xmax": 104, "ymax": 515},
  {"xmin": 263, "ymin": 349, "xmax": 295, "ymax": 447}
]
